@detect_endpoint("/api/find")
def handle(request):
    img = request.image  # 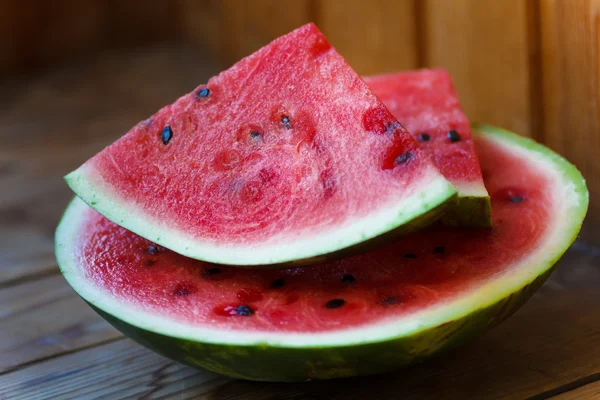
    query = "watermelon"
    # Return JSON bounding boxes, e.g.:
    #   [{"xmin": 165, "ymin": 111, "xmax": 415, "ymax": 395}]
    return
[
  {"xmin": 56, "ymin": 125, "xmax": 588, "ymax": 381},
  {"xmin": 365, "ymin": 70, "xmax": 491, "ymax": 226},
  {"xmin": 64, "ymin": 23, "xmax": 456, "ymax": 266}
]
